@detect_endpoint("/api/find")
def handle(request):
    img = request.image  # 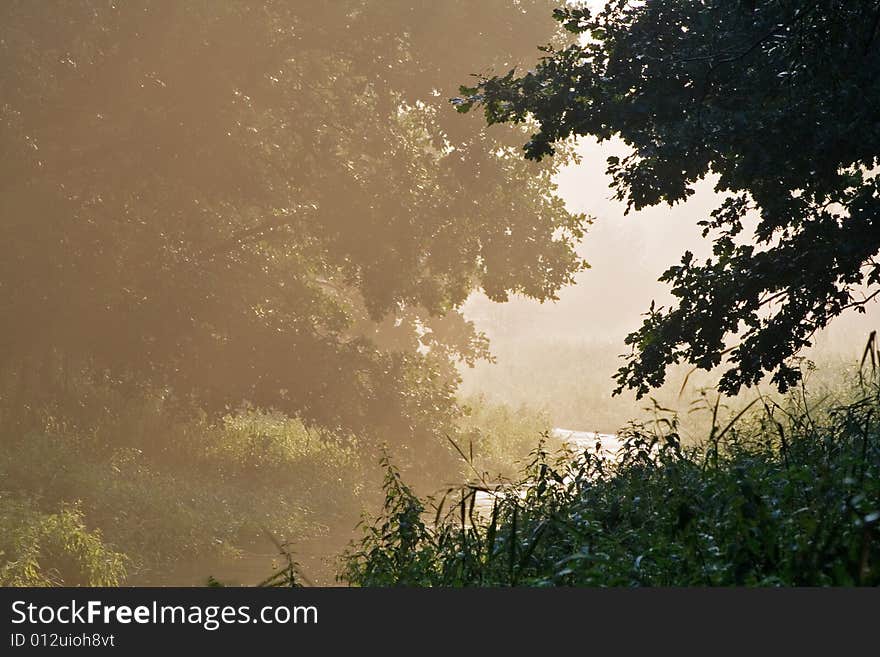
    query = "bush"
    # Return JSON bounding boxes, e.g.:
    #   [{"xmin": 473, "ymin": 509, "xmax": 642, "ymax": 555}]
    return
[
  {"xmin": 0, "ymin": 496, "xmax": 126, "ymax": 586},
  {"xmin": 0, "ymin": 392, "xmax": 366, "ymax": 584},
  {"xmin": 455, "ymin": 395, "xmax": 554, "ymax": 478},
  {"xmin": 343, "ymin": 376, "xmax": 880, "ymax": 586}
]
